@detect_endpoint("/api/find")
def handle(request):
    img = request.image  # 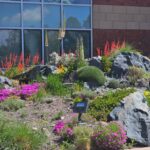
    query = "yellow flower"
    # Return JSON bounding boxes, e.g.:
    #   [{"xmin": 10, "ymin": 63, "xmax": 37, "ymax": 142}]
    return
[{"xmin": 144, "ymin": 91, "xmax": 150, "ymax": 96}]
